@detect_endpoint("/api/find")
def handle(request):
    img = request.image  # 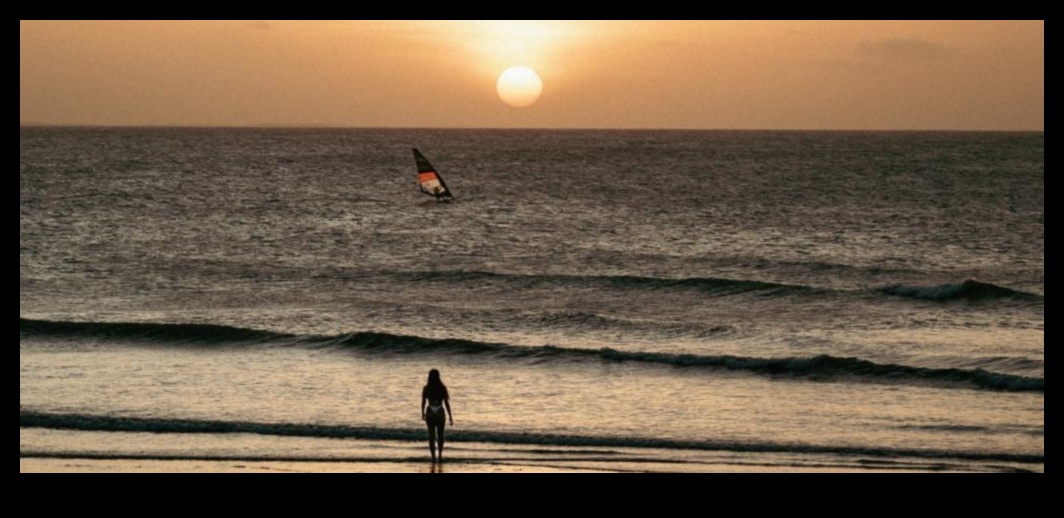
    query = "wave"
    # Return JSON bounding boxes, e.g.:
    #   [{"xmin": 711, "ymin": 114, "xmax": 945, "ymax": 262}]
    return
[
  {"xmin": 951, "ymin": 356, "xmax": 1044, "ymax": 377},
  {"xmin": 19, "ymin": 318, "xmax": 294, "ymax": 345},
  {"xmin": 19, "ymin": 411, "xmax": 1043, "ymax": 465},
  {"xmin": 525, "ymin": 311, "xmax": 737, "ymax": 338},
  {"xmin": 895, "ymin": 424, "xmax": 1044, "ymax": 437},
  {"xmin": 389, "ymin": 270, "xmax": 820, "ymax": 297},
  {"xmin": 329, "ymin": 269, "xmax": 1043, "ymax": 308},
  {"xmin": 20, "ymin": 318, "xmax": 1044, "ymax": 393},
  {"xmin": 879, "ymin": 280, "xmax": 1043, "ymax": 303}
]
